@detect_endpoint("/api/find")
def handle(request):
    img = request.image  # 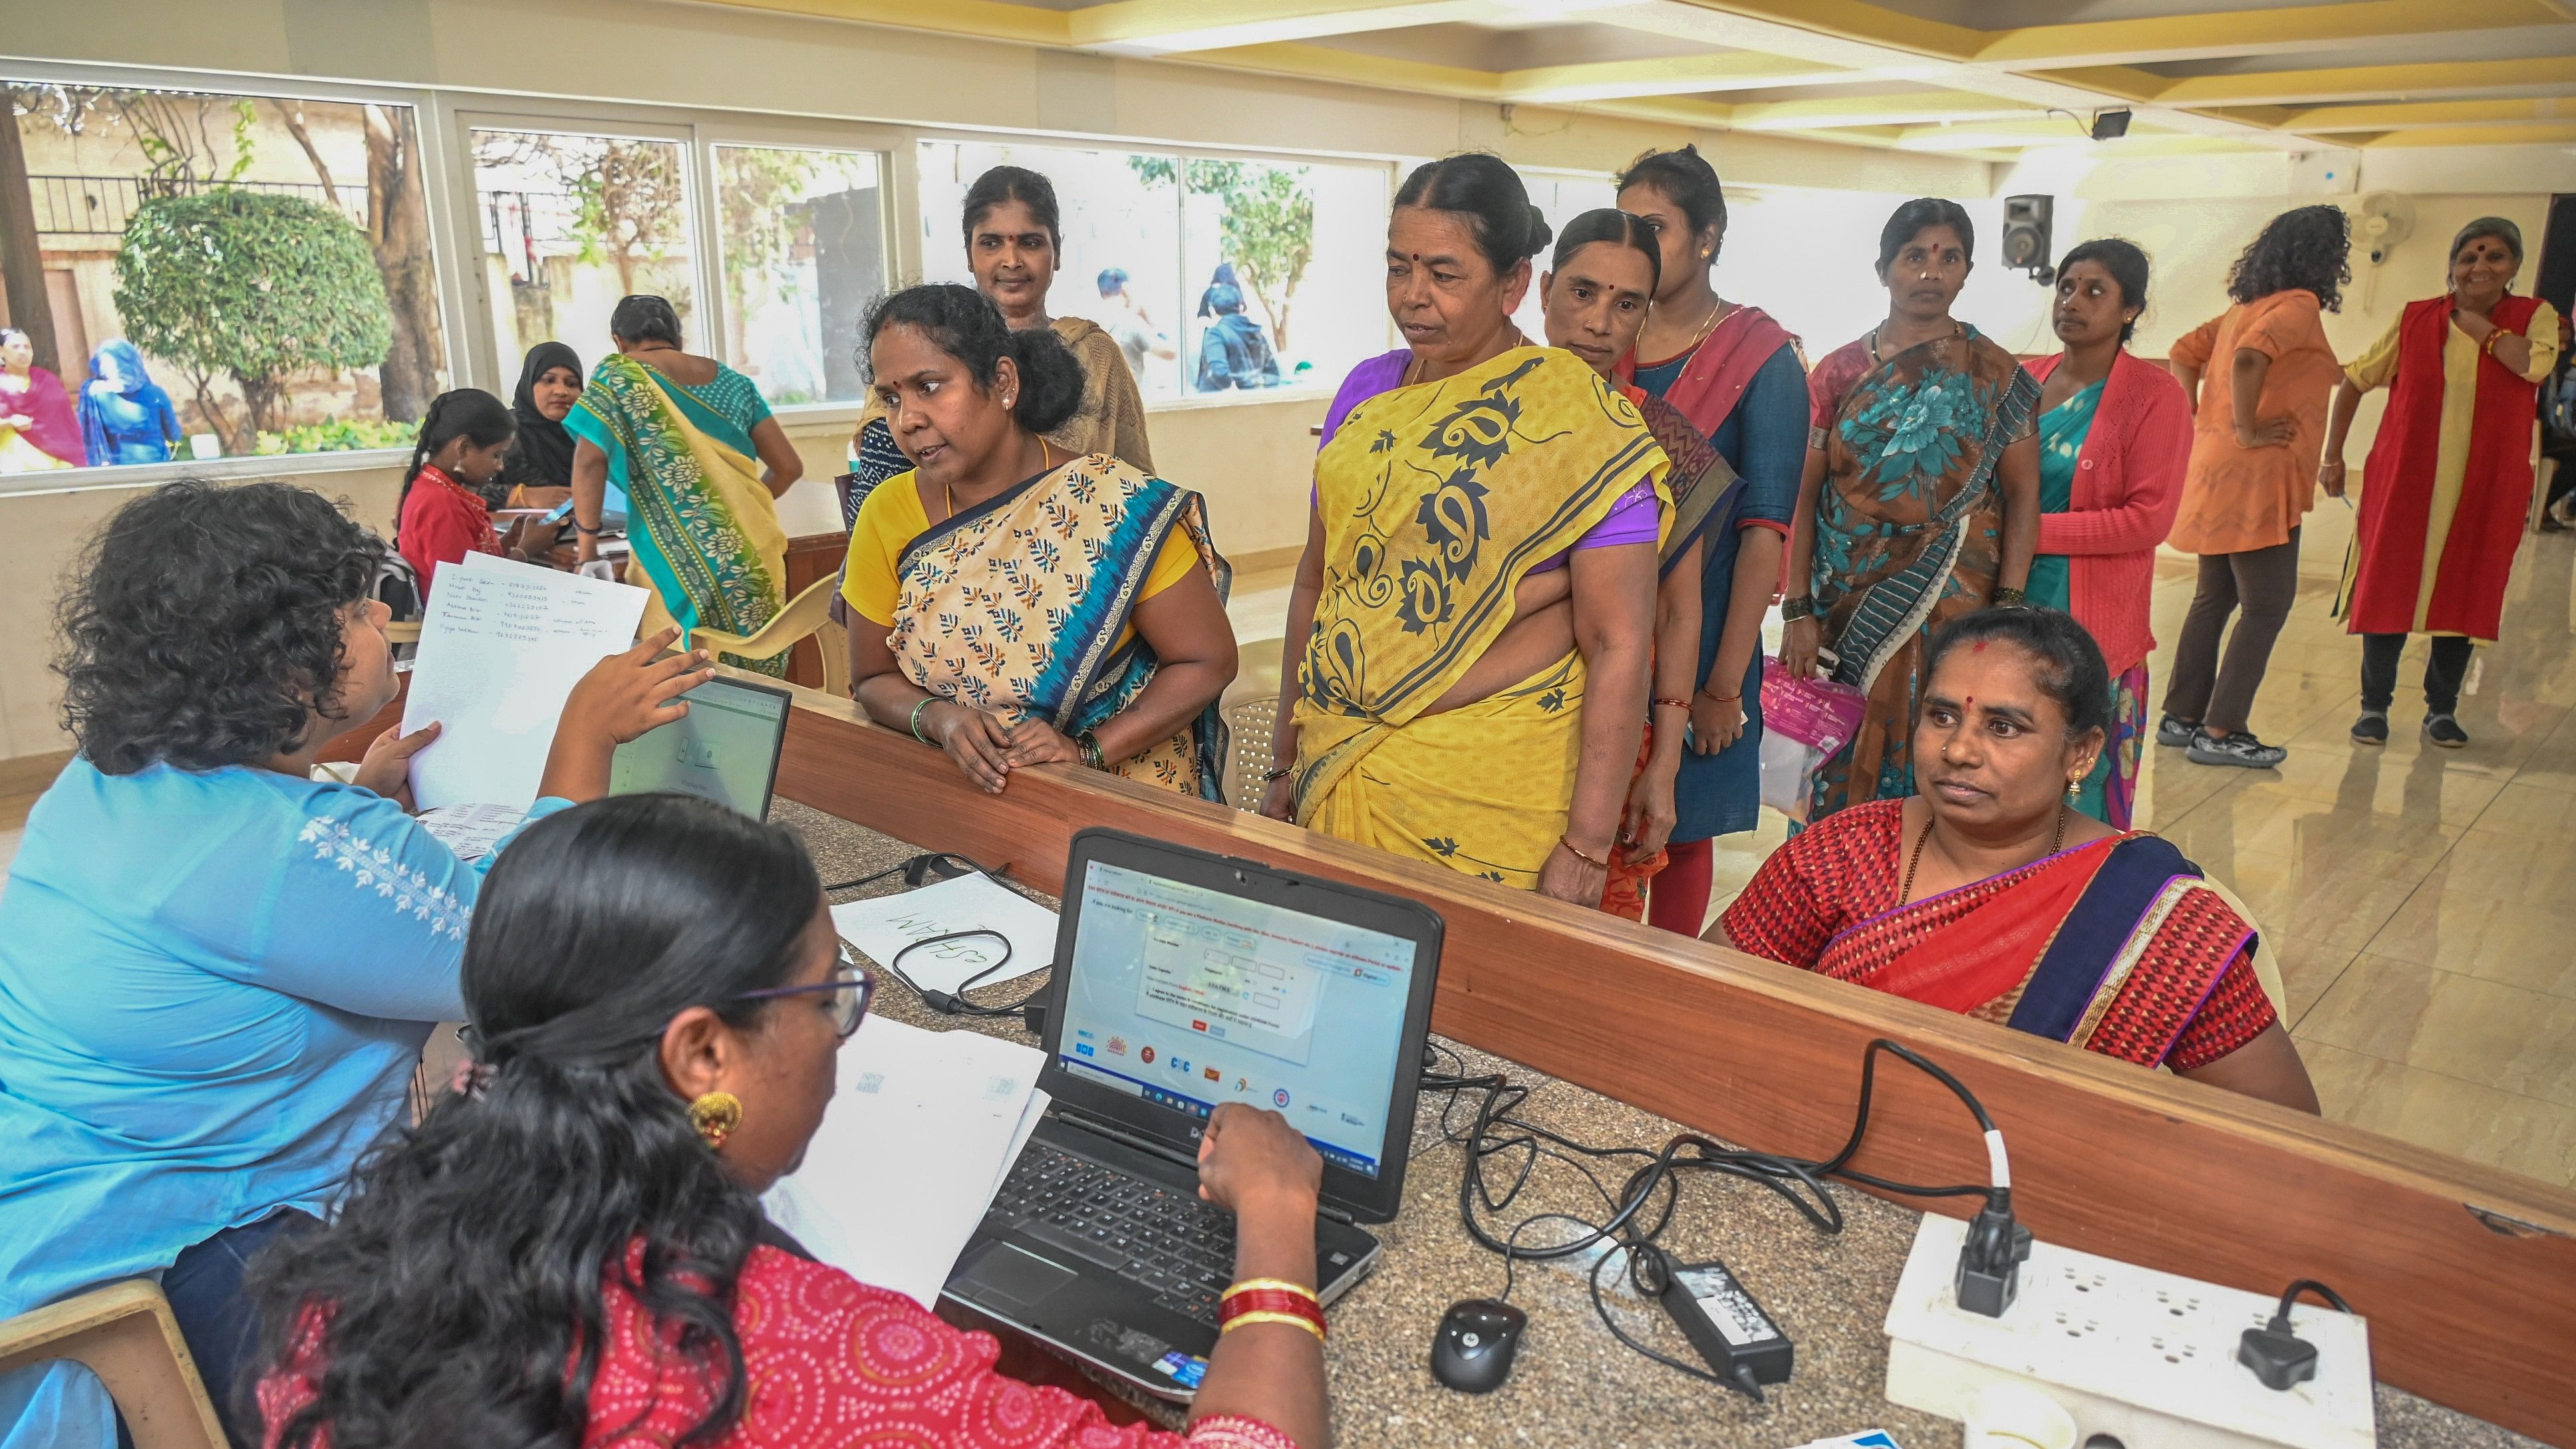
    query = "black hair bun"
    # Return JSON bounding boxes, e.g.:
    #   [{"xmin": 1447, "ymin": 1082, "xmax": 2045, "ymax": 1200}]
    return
[
  {"xmin": 1522, "ymin": 204, "xmax": 1552, "ymax": 259},
  {"xmin": 1006, "ymin": 326, "xmax": 1087, "ymax": 437}
]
